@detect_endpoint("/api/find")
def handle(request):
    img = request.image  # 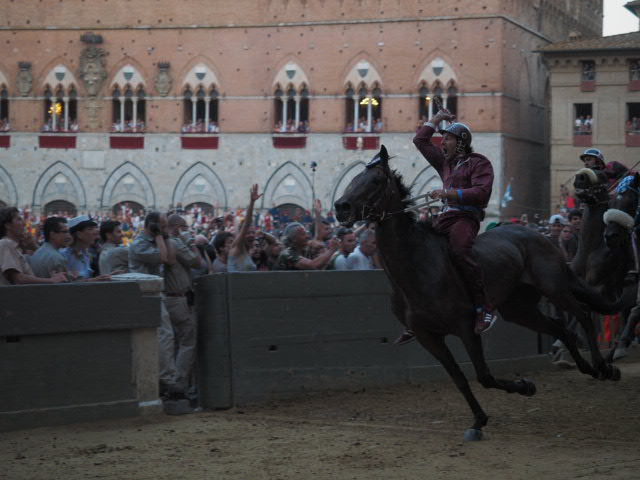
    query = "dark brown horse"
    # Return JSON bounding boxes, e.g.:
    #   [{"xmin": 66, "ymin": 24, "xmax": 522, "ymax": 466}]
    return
[
  {"xmin": 570, "ymin": 168, "xmax": 636, "ymax": 358},
  {"xmin": 602, "ymin": 173, "xmax": 640, "ymax": 359},
  {"xmin": 334, "ymin": 146, "xmax": 621, "ymax": 440}
]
